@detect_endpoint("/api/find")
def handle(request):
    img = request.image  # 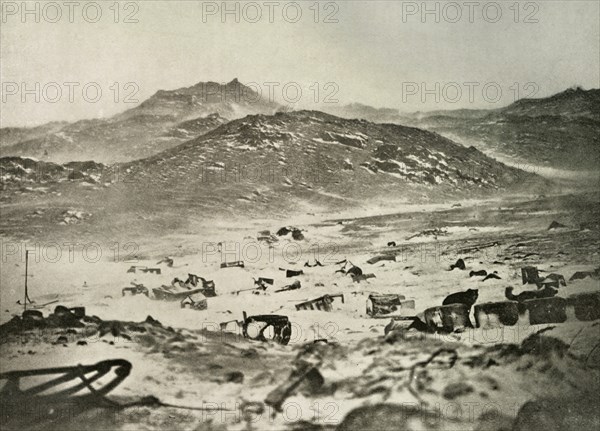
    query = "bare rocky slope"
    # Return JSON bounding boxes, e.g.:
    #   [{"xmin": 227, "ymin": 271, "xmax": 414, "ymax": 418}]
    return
[
  {"xmin": 325, "ymin": 87, "xmax": 600, "ymax": 170},
  {"xmin": 0, "ymin": 110, "xmax": 547, "ymax": 242},
  {"xmin": 0, "ymin": 79, "xmax": 279, "ymax": 163}
]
